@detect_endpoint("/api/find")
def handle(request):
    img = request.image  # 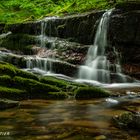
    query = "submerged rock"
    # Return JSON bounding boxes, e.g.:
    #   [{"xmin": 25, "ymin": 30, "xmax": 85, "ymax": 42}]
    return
[
  {"xmin": 113, "ymin": 112, "xmax": 140, "ymax": 130},
  {"xmin": 0, "ymin": 99, "xmax": 19, "ymax": 110}
]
